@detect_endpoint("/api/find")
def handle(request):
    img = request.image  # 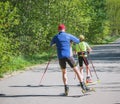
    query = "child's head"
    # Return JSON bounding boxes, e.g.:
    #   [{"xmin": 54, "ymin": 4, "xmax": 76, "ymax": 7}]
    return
[{"xmin": 79, "ymin": 35, "xmax": 85, "ymax": 41}]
